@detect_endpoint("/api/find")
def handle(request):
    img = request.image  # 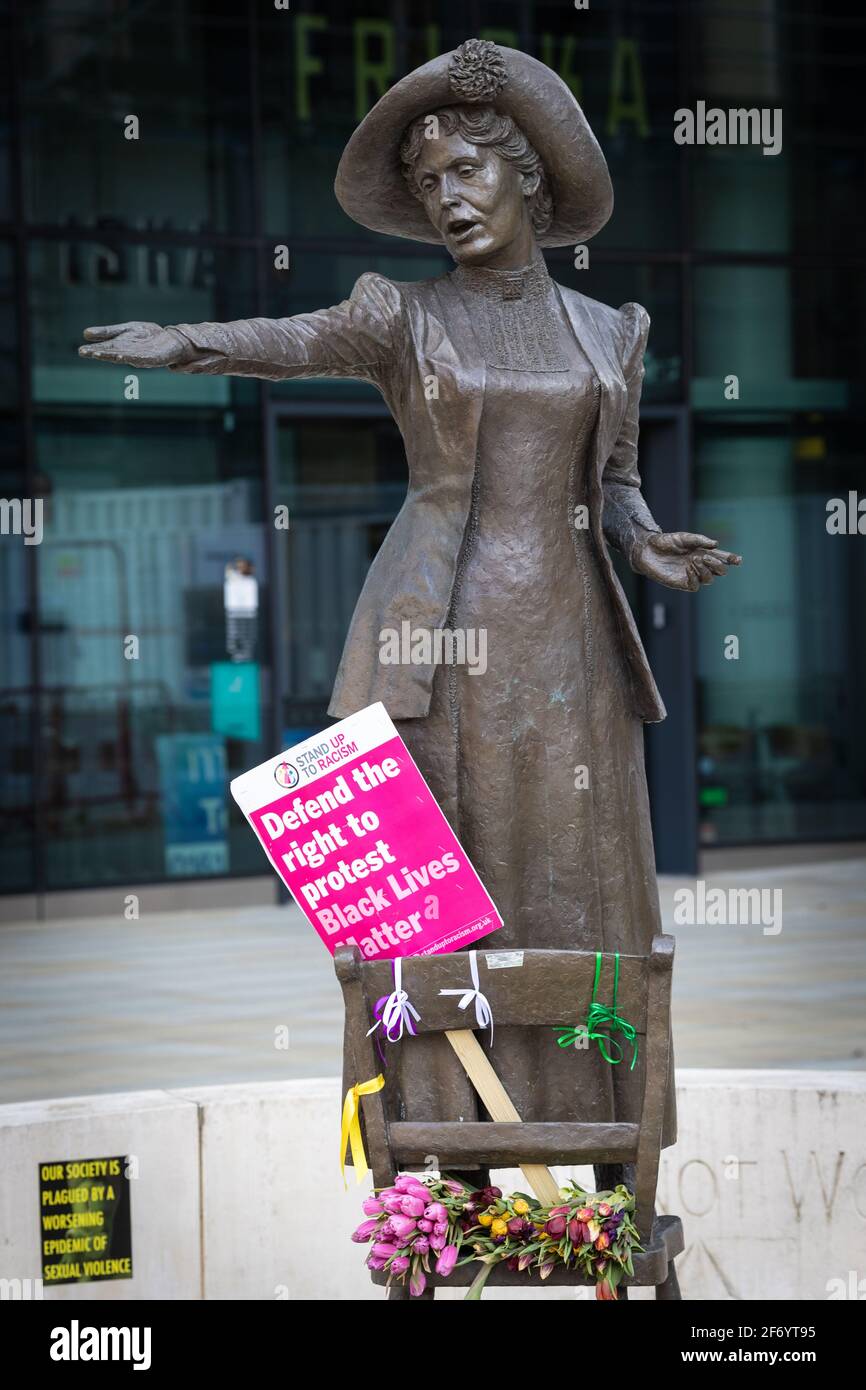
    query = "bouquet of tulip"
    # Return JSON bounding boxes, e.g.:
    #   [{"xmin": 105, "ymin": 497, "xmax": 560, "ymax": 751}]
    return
[
  {"xmin": 352, "ymin": 1172, "xmax": 472, "ymax": 1297},
  {"xmin": 466, "ymin": 1180, "xmax": 642, "ymax": 1300},
  {"xmin": 352, "ymin": 1174, "xmax": 642, "ymax": 1300}
]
